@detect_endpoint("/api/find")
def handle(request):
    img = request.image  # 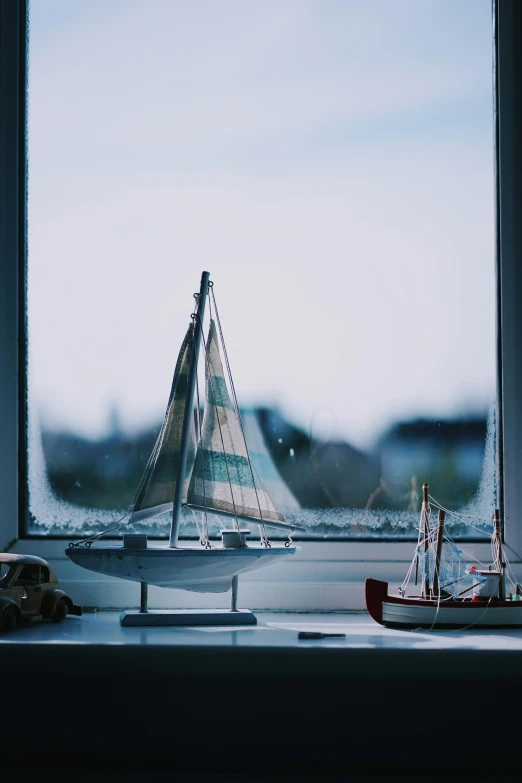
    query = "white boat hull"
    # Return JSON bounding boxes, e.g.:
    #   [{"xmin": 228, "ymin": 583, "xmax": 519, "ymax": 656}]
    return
[
  {"xmin": 382, "ymin": 601, "xmax": 522, "ymax": 627},
  {"xmin": 66, "ymin": 543, "xmax": 296, "ymax": 593}
]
